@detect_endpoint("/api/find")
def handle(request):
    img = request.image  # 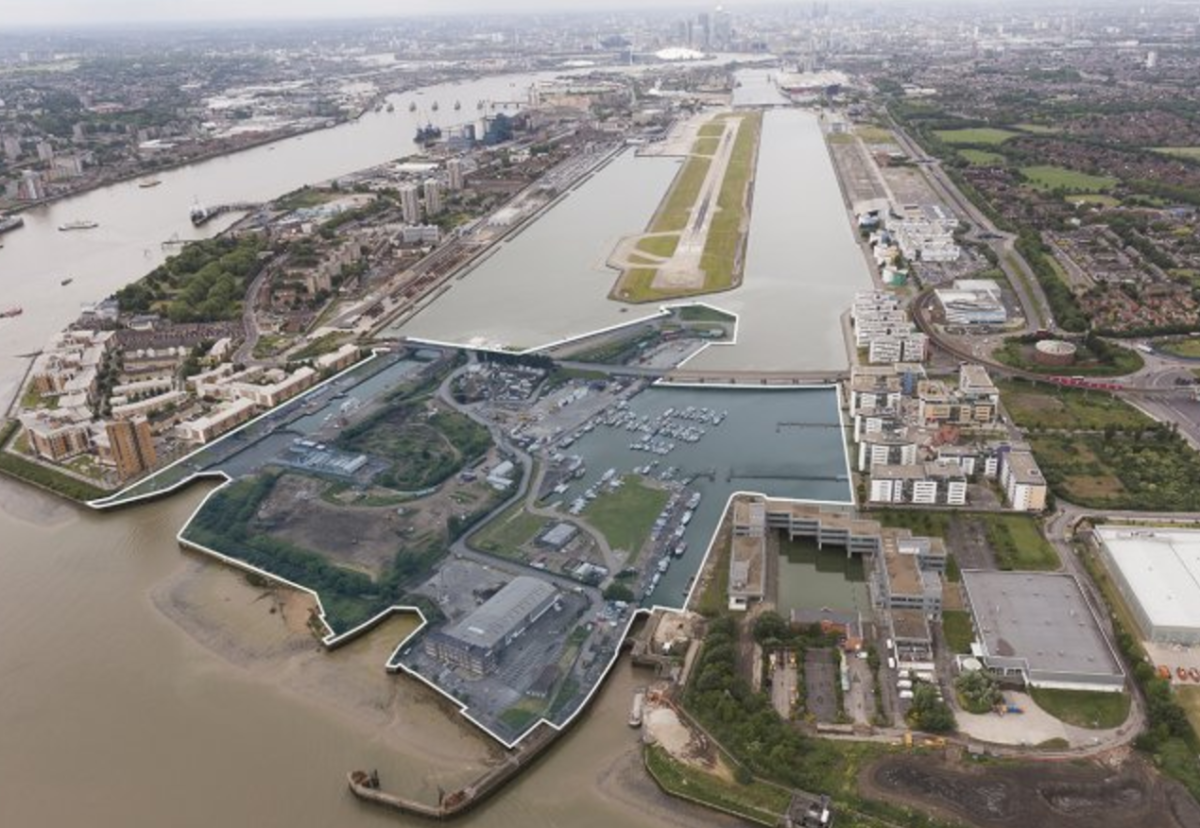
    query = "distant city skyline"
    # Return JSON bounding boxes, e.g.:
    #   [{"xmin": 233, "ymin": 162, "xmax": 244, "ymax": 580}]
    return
[{"xmin": 2, "ymin": 0, "xmax": 797, "ymax": 29}]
